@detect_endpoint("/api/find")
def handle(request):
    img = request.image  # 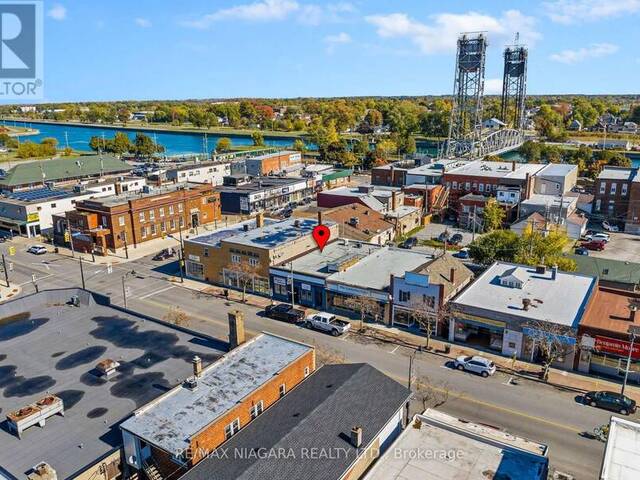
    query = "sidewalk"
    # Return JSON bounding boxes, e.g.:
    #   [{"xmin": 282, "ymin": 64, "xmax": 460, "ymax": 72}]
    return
[{"xmin": 0, "ymin": 283, "xmax": 21, "ymax": 302}]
